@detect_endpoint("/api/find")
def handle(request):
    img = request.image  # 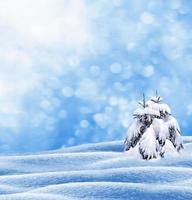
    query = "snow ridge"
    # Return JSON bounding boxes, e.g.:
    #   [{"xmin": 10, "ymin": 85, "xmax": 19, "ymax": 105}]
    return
[{"xmin": 0, "ymin": 137, "xmax": 192, "ymax": 199}]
